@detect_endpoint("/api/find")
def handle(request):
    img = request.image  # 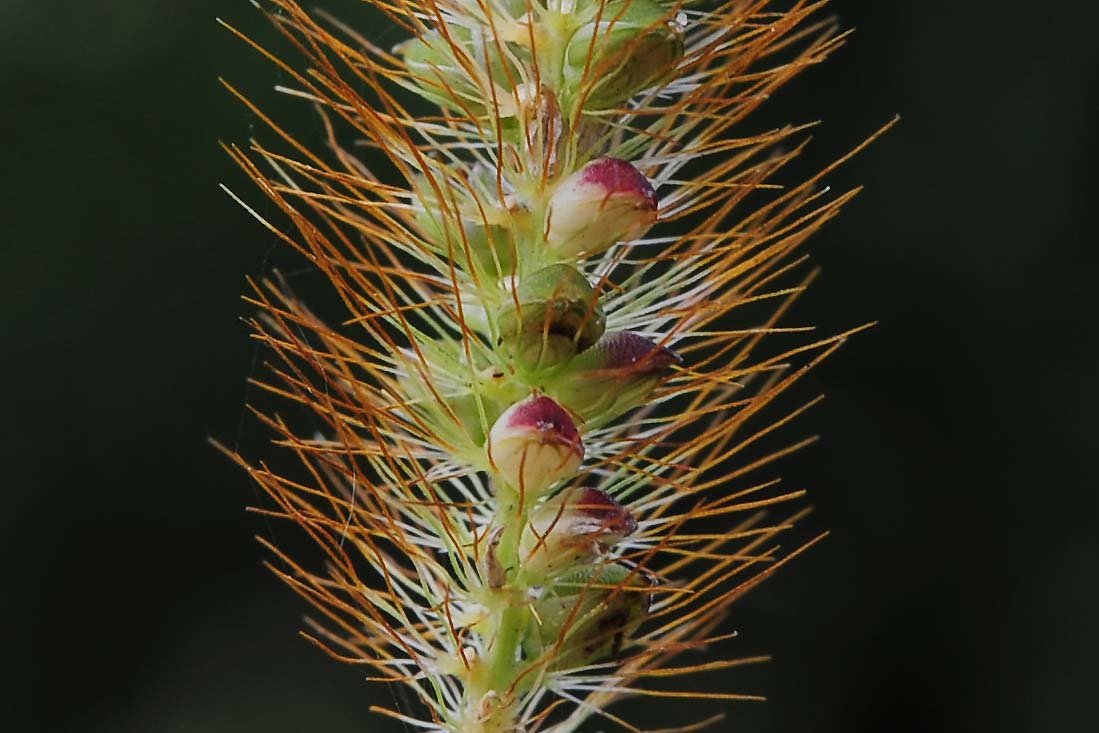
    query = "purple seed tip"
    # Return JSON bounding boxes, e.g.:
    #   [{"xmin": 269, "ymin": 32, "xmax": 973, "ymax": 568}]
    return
[
  {"xmin": 599, "ymin": 332, "xmax": 681, "ymax": 374},
  {"xmin": 506, "ymin": 396, "xmax": 581, "ymax": 445},
  {"xmin": 580, "ymin": 158, "xmax": 658, "ymax": 211},
  {"xmin": 574, "ymin": 488, "xmax": 638, "ymax": 536}
]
